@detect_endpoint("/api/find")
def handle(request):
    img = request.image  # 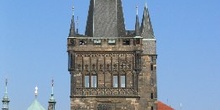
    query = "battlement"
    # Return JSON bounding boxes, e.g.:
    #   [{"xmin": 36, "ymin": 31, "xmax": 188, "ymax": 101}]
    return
[{"xmin": 67, "ymin": 36, "xmax": 143, "ymax": 52}]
